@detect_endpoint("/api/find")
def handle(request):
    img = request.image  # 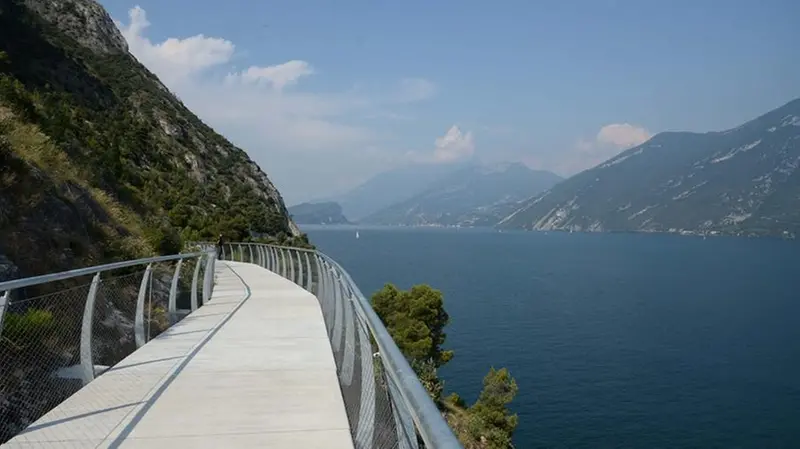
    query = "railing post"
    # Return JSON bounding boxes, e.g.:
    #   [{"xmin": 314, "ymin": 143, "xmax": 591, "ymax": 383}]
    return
[
  {"xmin": 270, "ymin": 246, "xmax": 277, "ymax": 272},
  {"xmin": 332, "ymin": 272, "xmax": 344, "ymax": 352},
  {"xmin": 278, "ymin": 248, "xmax": 286, "ymax": 278},
  {"xmin": 191, "ymin": 254, "xmax": 202, "ymax": 311},
  {"xmin": 203, "ymin": 250, "xmax": 215, "ymax": 303},
  {"xmin": 238, "ymin": 244, "xmax": 243, "ymax": 262},
  {"xmin": 248, "ymin": 244, "xmax": 254, "ymax": 264},
  {"xmin": 228, "ymin": 244, "xmax": 234, "ymax": 261},
  {"xmin": 134, "ymin": 264, "xmax": 153, "ymax": 348},
  {"xmin": 257, "ymin": 245, "xmax": 264, "ymax": 267},
  {"xmin": 80, "ymin": 273, "xmax": 101, "ymax": 386},
  {"xmin": 323, "ymin": 261, "xmax": 335, "ymax": 334},
  {"xmin": 297, "ymin": 251, "xmax": 304, "ymax": 287},
  {"xmin": 304, "ymin": 252, "xmax": 313, "ymax": 292},
  {"xmin": 0, "ymin": 290, "xmax": 9, "ymax": 338},
  {"xmin": 168, "ymin": 259, "xmax": 183, "ymax": 324},
  {"xmin": 314, "ymin": 254, "xmax": 324, "ymax": 298},
  {"xmin": 288, "ymin": 249, "xmax": 295, "ymax": 283}
]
